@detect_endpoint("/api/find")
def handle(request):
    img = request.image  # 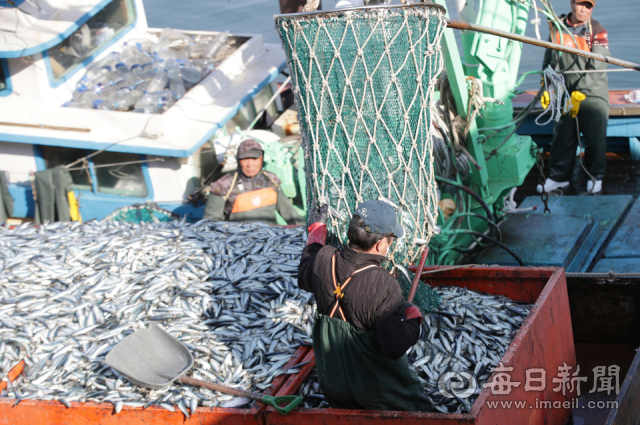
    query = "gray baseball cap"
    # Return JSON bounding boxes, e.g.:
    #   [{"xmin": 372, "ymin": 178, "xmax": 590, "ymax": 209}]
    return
[
  {"xmin": 354, "ymin": 200, "xmax": 405, "ymax": 239},
  {"xmin": 236, "ymin": 139, "xmax": 264, "ymax": 160}
]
